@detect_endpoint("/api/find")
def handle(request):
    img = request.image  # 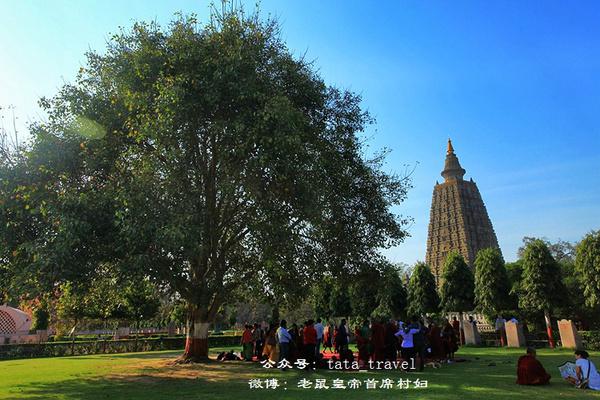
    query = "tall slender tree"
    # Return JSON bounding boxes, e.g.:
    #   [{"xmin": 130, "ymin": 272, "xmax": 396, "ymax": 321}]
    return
[
  {"xmin": 575, "ymin": 231, "xmax": 600, "ymax": 308},
  {"xmin": 407, "ymin": 262, "xmax": 439, "ymax": 317},
  {"xmin": 439, "ymin": 252, "xmax": 474, "ymax": 325},
  {"xmin": 474, "ymin": 248, "xmax": 511, "ymax": 319},
  {"xmin": 519, "ymin": 239, "xmax": 564, "ymax": 348}
]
